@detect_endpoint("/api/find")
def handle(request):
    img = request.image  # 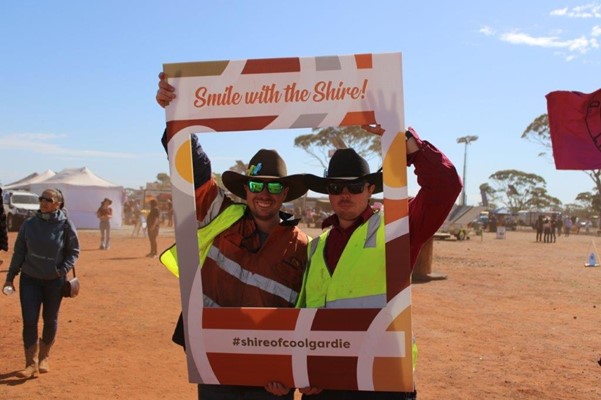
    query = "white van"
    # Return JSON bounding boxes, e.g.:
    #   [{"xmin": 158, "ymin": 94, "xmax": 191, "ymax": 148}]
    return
[{"xmin": 2, "ymin": 189, "xmax": 39, "ymax": 231}]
